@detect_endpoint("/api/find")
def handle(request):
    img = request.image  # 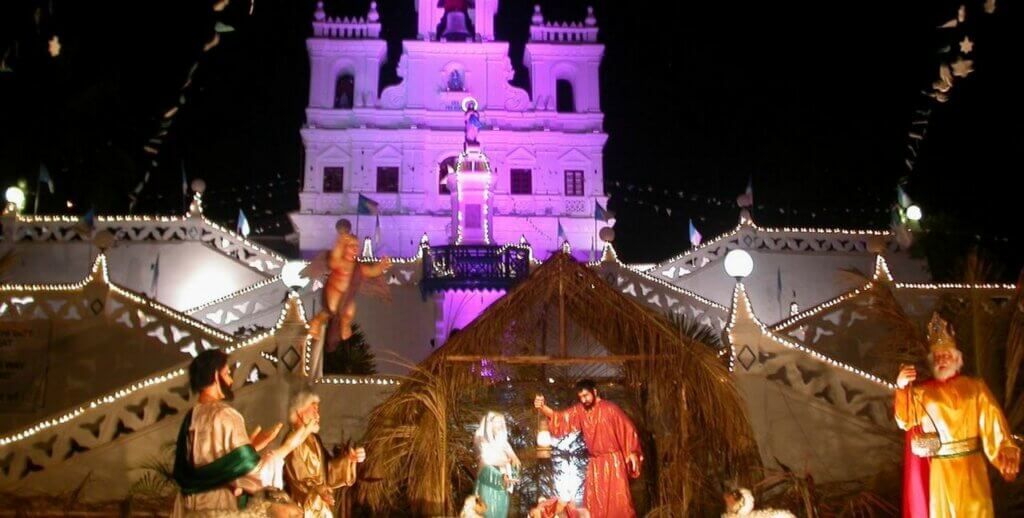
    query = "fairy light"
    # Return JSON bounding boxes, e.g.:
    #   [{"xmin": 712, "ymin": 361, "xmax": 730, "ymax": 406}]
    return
[
  {"xmin": 894, "ymin": 282, "xmax": 1016, "ymax": 290},
  {"xmin": 872, "ymin": 255, "xmax": 894, "ymax": 282},
  {"xmin": 726, "ymin": 283, "xmax": 895, "ymax": 388},
  {"xmin": 10, "ymin": 193, "xmax": 287, "ymax": 276},
  {"xmin": 653, "ymin": 220, "xmax": 896, "ymax": 276},
  {"xmin": 769, "ymin": 282, "xmax": 874, "ymax": 331},
  {"xmin": 313, "ymin": 375, "xmax": 401, "ymax": 386},
  {"xmin": 184, "ymin": 275, "xmax": 285, "ymax": 314},
  {"xmin": 0, "ymin": 266, "xmax": 311, "ymax": 450},
  {"xmin": 590, "ymin": 244, "xmax": 728, "ymax": 311},
  {"xmin": 0, "ymin": 367, "xmax": 187, "ymax": 447}
]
